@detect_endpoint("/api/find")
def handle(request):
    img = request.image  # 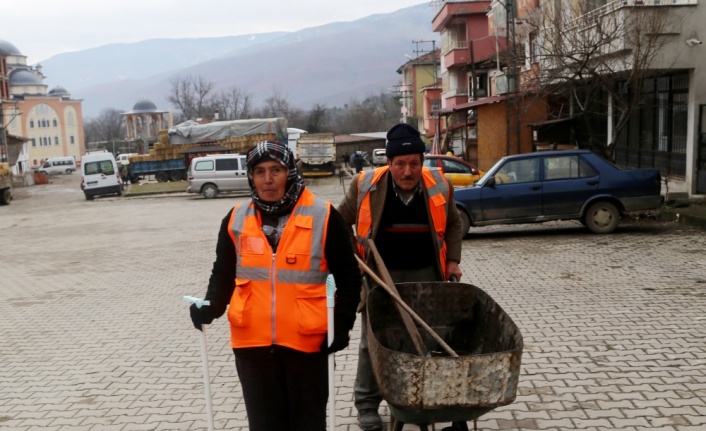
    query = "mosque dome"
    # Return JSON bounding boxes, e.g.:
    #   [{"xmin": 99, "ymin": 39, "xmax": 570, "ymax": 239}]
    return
[
  {"xmin": 49, "ymin": 86, "xmax": 70, "ymax": 96},
  {"xmin": 131, "ymin": 99, "xmax": 159, "ymax": 113},
  {"xmin": 0, "ymin": 39, "xmax": 22, "ymax": 56},
  {"xmin": 9, "ymin": 69, "xmax": 42, "ymax": 86}
]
